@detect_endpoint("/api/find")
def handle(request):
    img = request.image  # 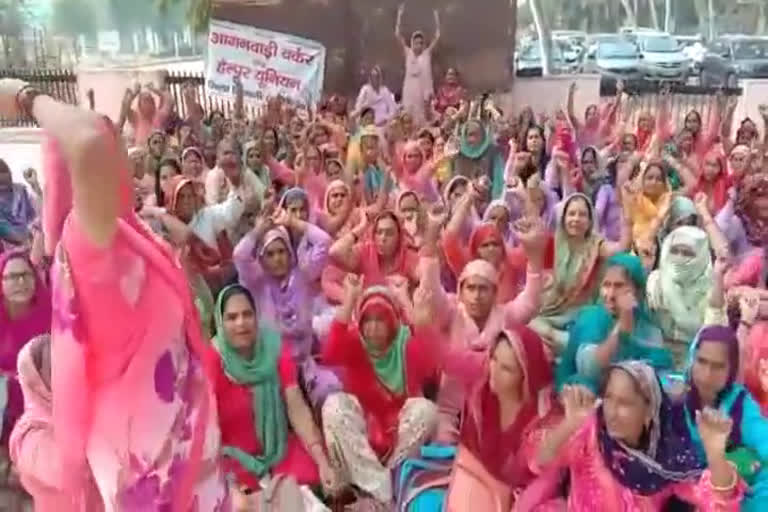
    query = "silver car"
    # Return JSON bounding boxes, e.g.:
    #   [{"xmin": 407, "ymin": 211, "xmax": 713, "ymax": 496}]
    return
[
  {"xmin": 585, "ymin": 39, "xmax": 642, "ymax": 80},
  {"xmin": 515, "ymin": 42, "xmax": 579, "ymax": 76},
  {"xmin": 636, "ymin": 34, "xmax": 690, "ymax": 82}
]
